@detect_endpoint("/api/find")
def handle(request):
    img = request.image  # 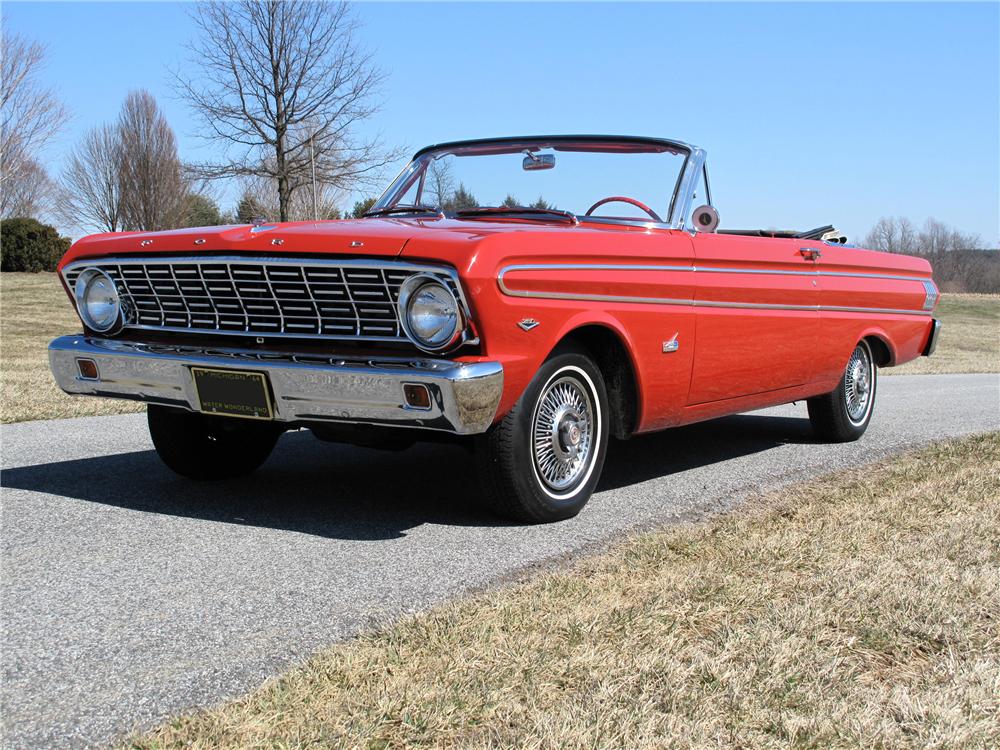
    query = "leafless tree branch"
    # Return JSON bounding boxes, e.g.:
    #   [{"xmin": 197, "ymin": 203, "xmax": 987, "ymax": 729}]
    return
[
  {"xmin": 0, "ymin": 31, "xmax": 70, "ymax": 219},
  {"xmin": 175, "ymin": 1, "xmax": 401, "ymax": 221}
]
